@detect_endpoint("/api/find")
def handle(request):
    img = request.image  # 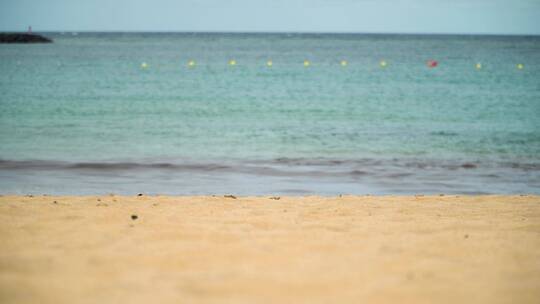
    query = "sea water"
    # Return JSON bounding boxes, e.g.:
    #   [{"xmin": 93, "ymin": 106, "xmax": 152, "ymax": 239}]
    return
[{"xmin": 0, "ymin": 33, "xmax": 539, "ymax": 194}]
